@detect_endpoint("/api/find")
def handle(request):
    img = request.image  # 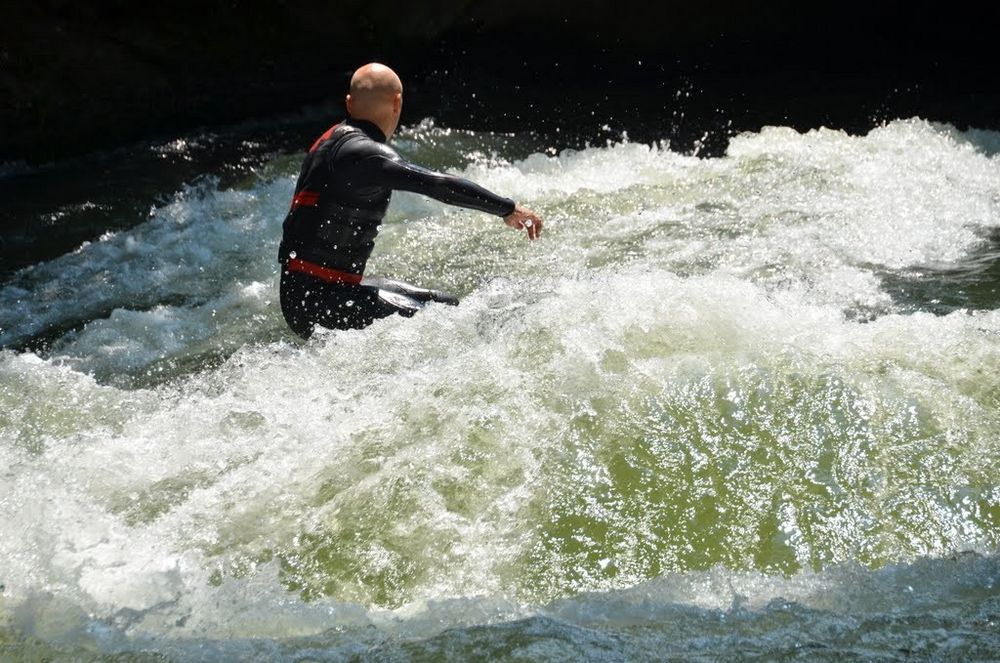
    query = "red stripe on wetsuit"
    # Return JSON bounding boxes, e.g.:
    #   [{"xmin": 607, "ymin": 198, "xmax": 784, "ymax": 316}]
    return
[
  {"xmin": 285, "ymin": 257, "xmax": 362, "ymax": 285},
  {"xmin": 291, "ymin": 190, "xmax": 320, "ymax": 208},
  {"xmin": 309, "ymin": 123, "xmax": 340, "ymax": 153}
]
